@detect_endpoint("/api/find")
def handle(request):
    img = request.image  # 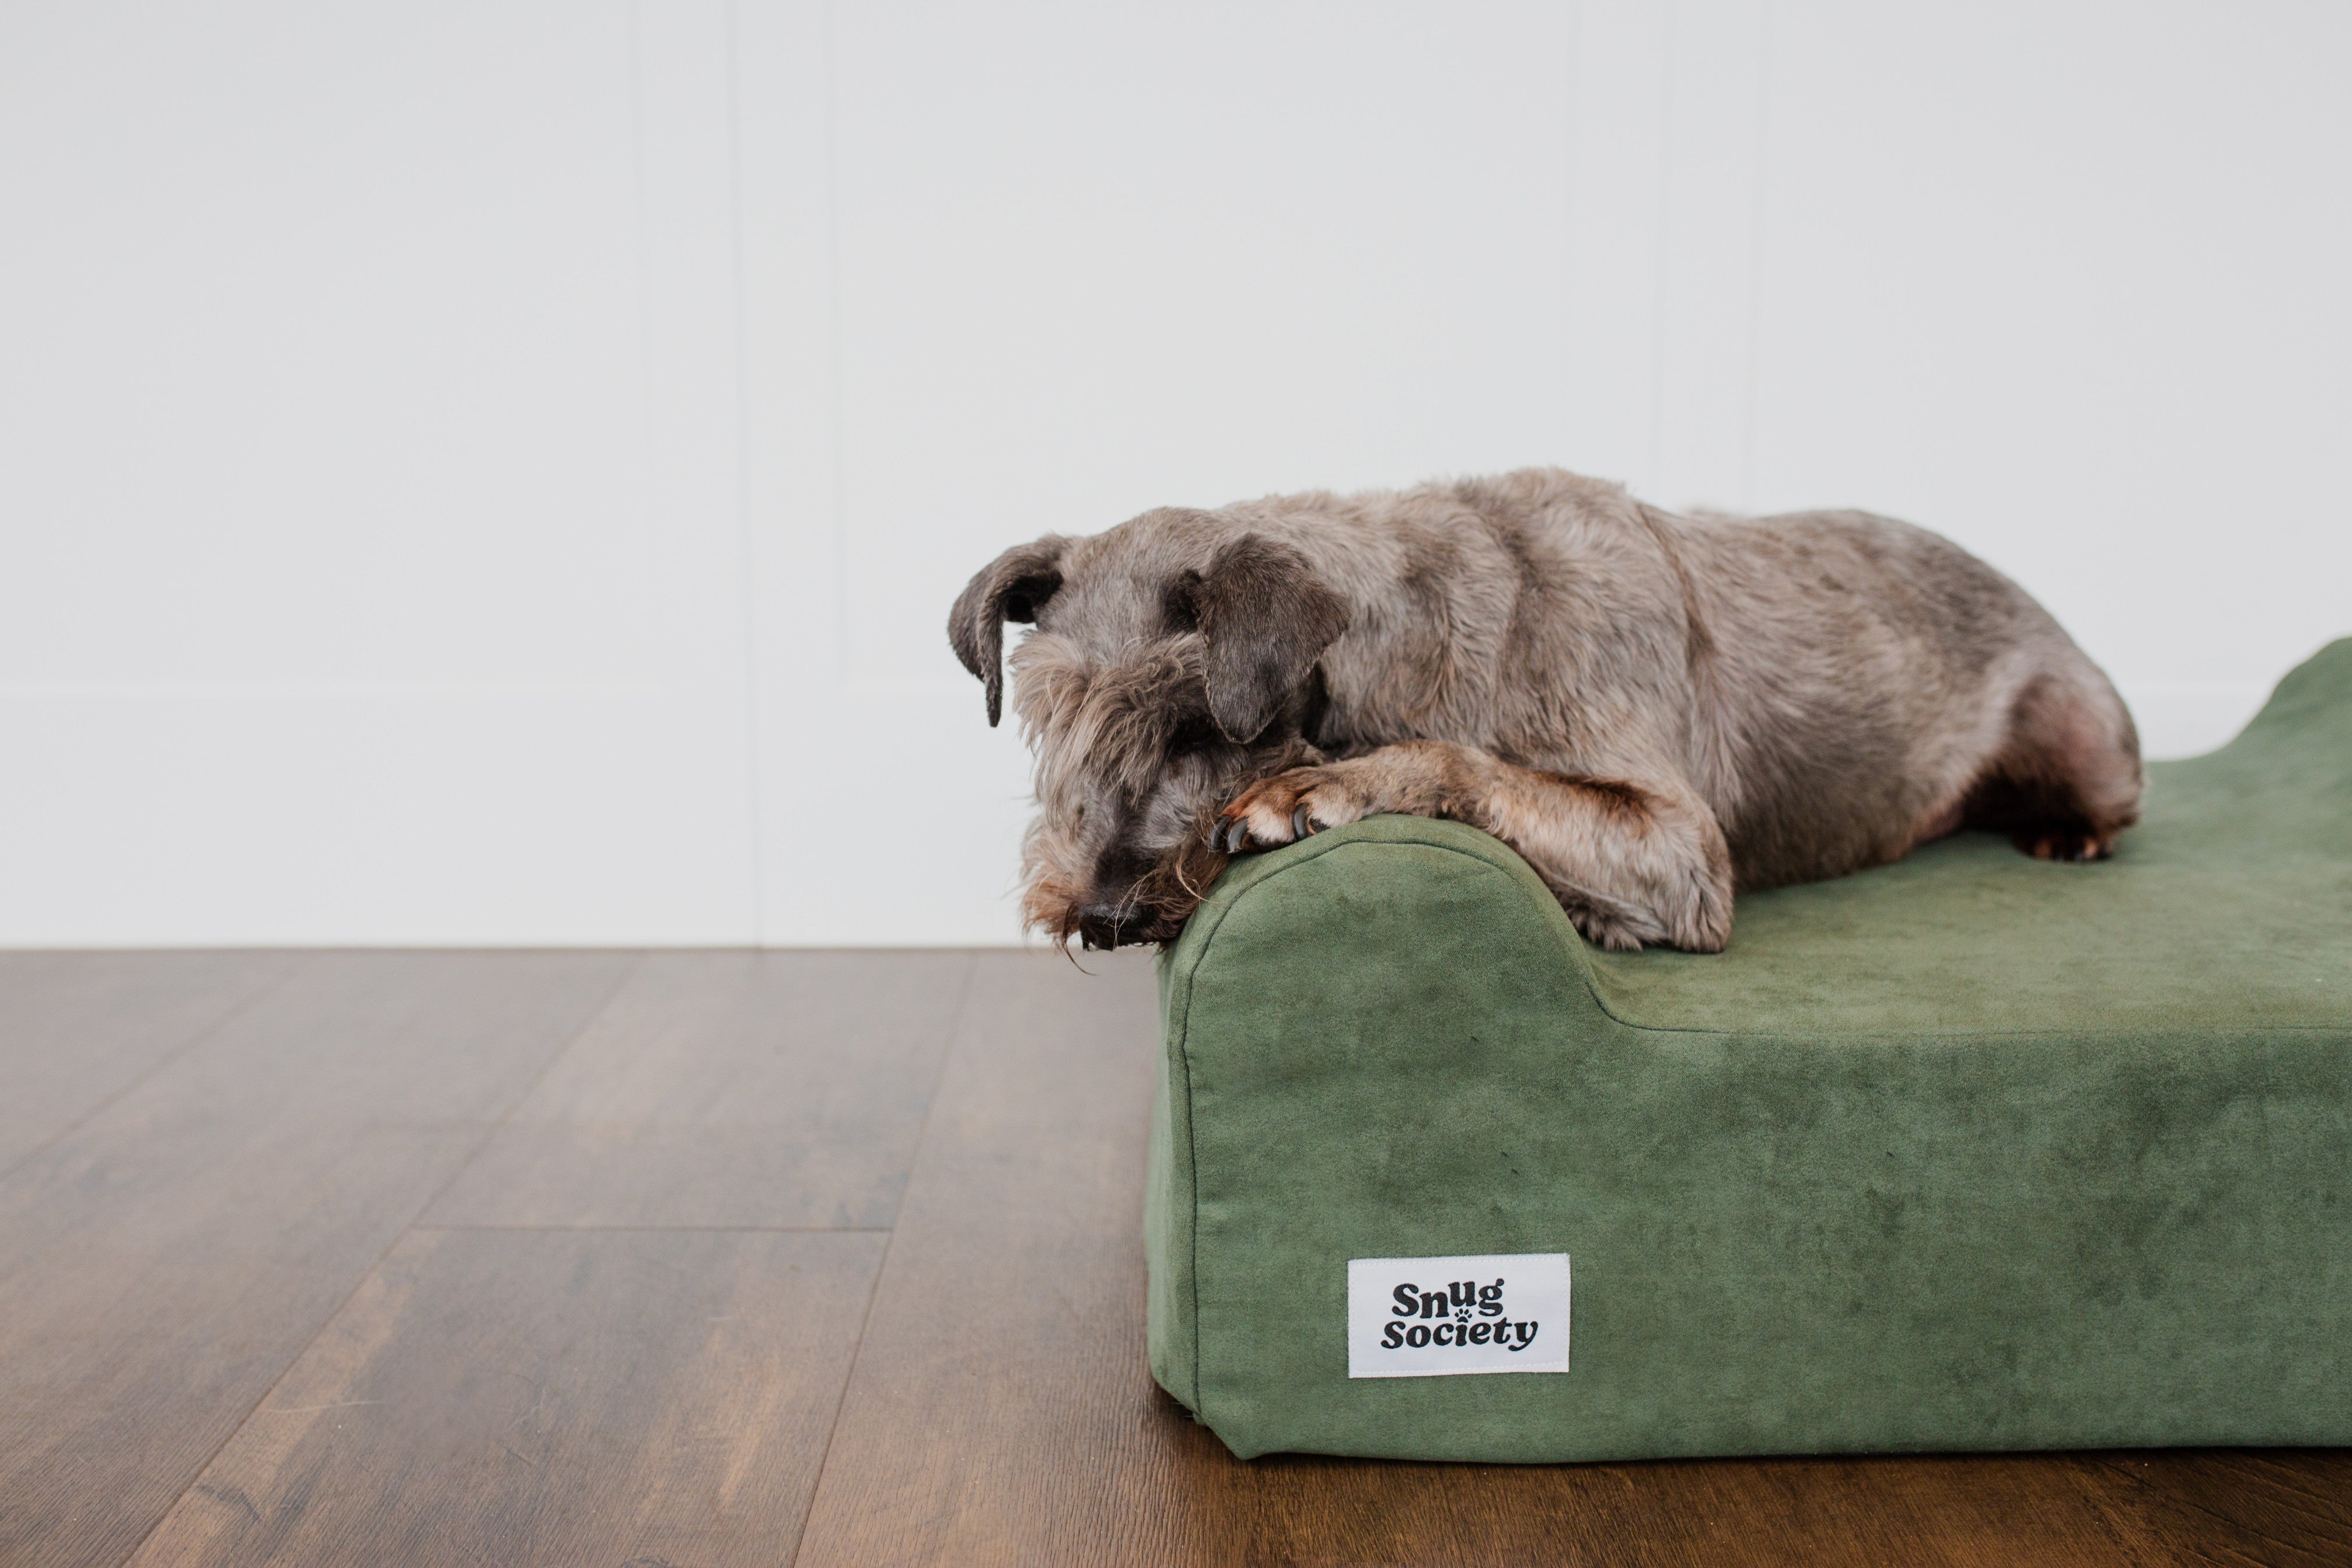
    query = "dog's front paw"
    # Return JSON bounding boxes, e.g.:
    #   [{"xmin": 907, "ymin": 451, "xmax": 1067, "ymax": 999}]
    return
[{"xmin": 1217, "ymin": 766, "xmax": 1372, "ymax": 854}]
